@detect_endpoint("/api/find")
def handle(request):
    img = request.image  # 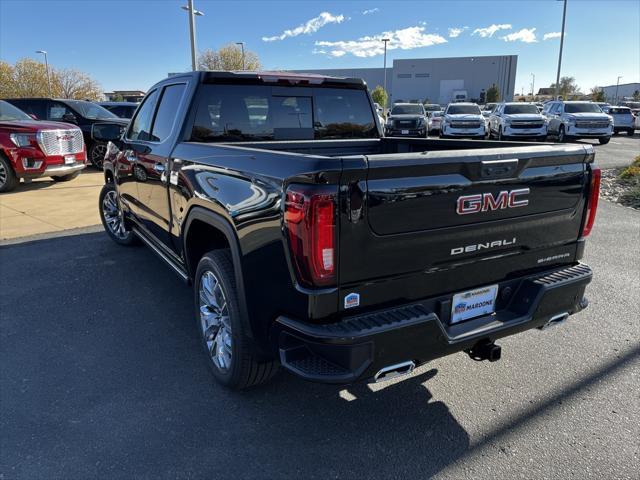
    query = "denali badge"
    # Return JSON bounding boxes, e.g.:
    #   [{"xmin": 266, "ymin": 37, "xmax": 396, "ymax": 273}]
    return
[
  {"xmin": 451, "ymin": 237, "xmax": 516, "ymax": 255},
  {"xmin": 456, "ymin": 188, "xmax": 530, "ymax": 215}
]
